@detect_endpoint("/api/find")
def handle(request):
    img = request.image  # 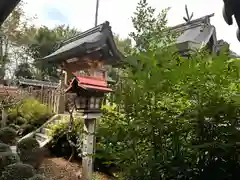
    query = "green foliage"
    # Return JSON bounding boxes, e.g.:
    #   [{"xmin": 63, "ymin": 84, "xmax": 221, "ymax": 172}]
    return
[
  {"xmin": 98, "ymin": 47, "xmax": 240, "ymax": 179},
  {"xmin": 114, "ymin": 35, "xmax": 132, "ymax": 56},
  {"xmin": 14, "ymin": 62, "xmax": 33, "ymax": 79},
  {"xmin": 0, "ymin": 143, "xmax": 11, "ymax": 153},
  {"xmin": 96, "ymin": 105, "xmax": 126, "ymax": 165},
  {"xmin": 0, "ymin": 1, "xmax": 31, "ymax": 80},
  {"xmin": 17, "ymin": 137, "xmax": 39, "ymax": 153},
  {"xmin": 0, "ymin": 152, "xmax": 20, "ymax": 174},
  {"xmin": 48, "ymin": 116, "xmax": 83, "ymax": 138},
  {"xmin": 18, "ymin": 124, "xmax": 35, "ymax": 136},
  {"xmin": 24, "ymin": 25, "xmax": 79, "ymax": 81},
  {"xmin": 129, "ymin": 0, "xmax": 176, "ymax": 52},
  {"xmin": 17, "ymin": 137, "xmax": 43, "ymax": 169},
  {"xmin": 28, "ymin": 174, "xmax": 47, "ymax": 180},
  {"xmin": 0, "ymin": 163, "xmax": 35, "ymax": 180},
  {"xmin": 48, "ymin": 116, "xmax": 83, "ymax": 157},
  {"xmin": 8, "ymin": 124, "xmax": 20, "ymax": 131},
  {"xmin": 8, "ymin": 98, "xmax": 53, "ymax": 128},
  {"xmin": 0, "ymin": 127, "xmax": 17, "ymax": 145}
]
